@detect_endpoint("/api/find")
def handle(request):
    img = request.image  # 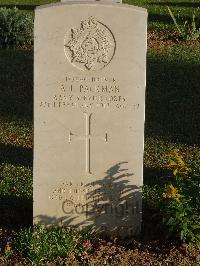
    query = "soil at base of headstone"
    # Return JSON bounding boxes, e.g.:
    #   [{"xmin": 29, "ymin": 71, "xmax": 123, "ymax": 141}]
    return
[
  {"xmin": 73, "ymin": 239, "xmax": 200, "ymax": 266},
  {"xmin": 0, "ymin": 230, "xmax": 199, "ymax": 266},
  {"xmin": 148, "ymin": 30, "xmax": 200, "ymax": 49}
]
